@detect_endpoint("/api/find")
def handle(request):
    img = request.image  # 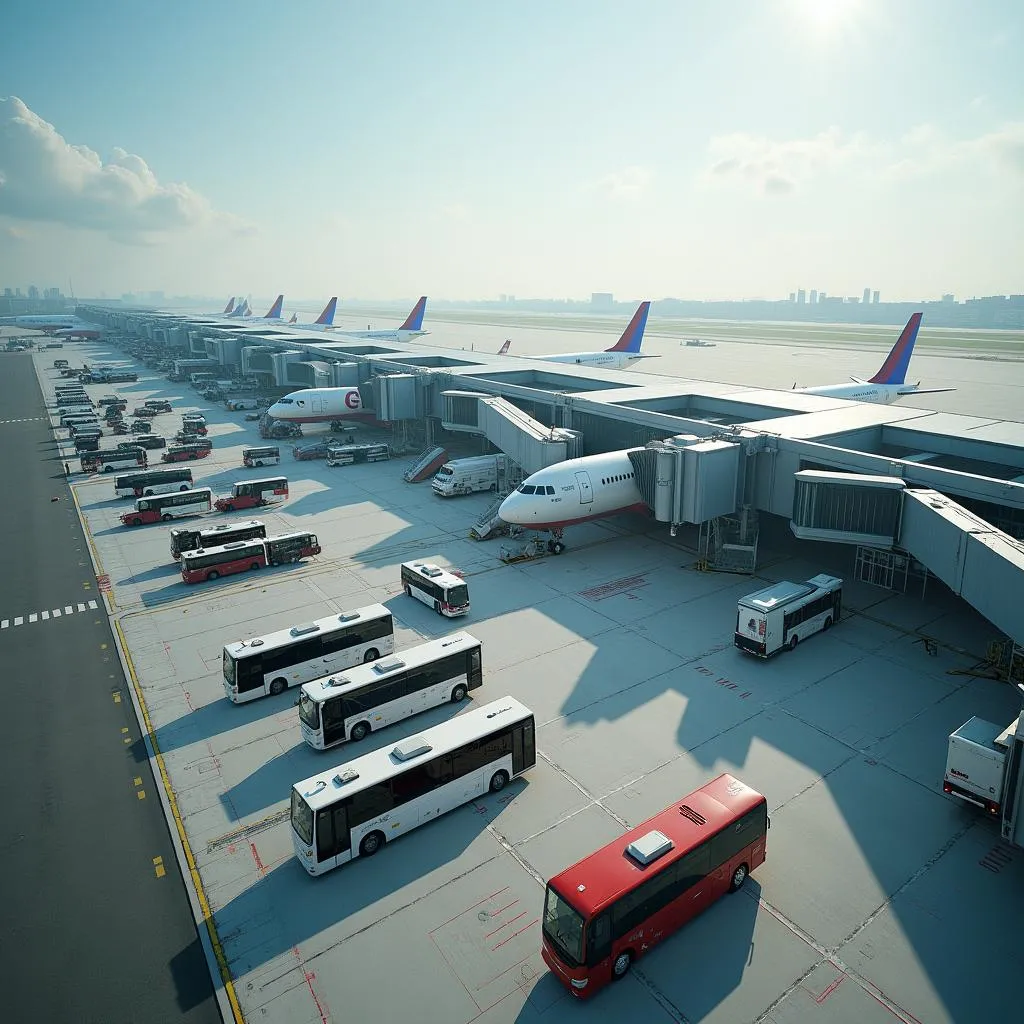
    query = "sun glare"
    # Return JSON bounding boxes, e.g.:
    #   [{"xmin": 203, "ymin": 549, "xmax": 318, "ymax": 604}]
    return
[{"xmin": 793, "ymin": 0, "xmax": 862, "ymax": 35}]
